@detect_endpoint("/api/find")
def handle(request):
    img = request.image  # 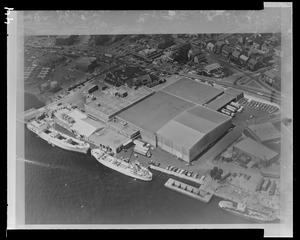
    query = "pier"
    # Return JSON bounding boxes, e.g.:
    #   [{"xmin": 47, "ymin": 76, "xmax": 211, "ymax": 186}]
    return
[
  {"xmin": 149, "ymin": 165, "xmax": 203, "ymax": 185},
  {"xmin": 164, "ymin": 178, "xmax": 213, "ymax": 203}
]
